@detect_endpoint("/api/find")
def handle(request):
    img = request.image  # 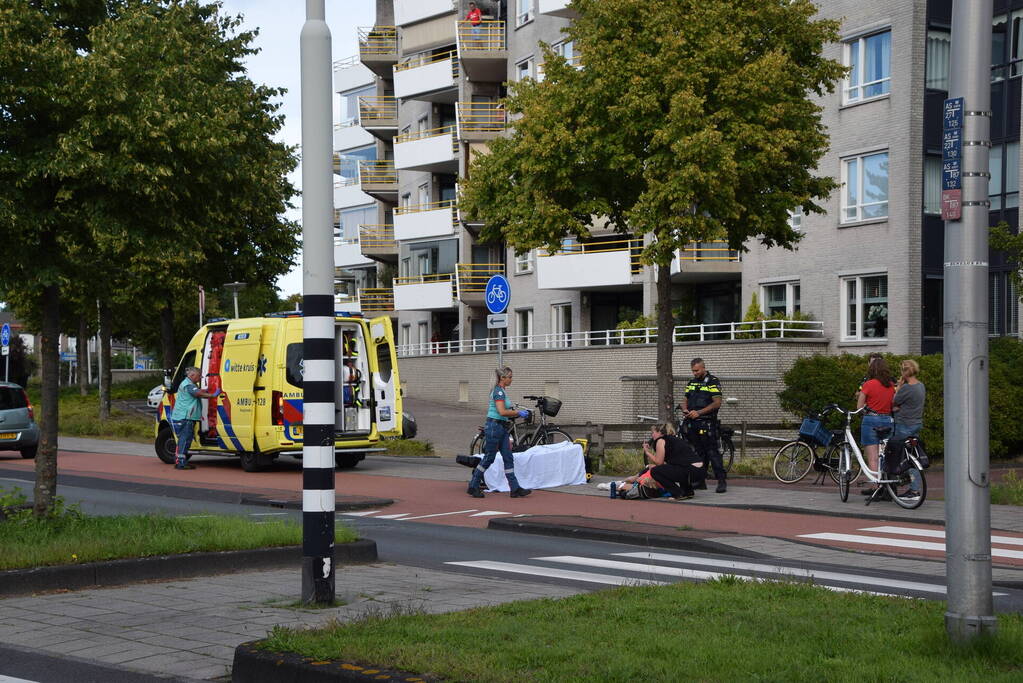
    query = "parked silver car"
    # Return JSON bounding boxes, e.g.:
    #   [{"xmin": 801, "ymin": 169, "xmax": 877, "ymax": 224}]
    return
[{"xmin": 0, "ymin": 382, "xmax": 39, "ymax": 459}]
